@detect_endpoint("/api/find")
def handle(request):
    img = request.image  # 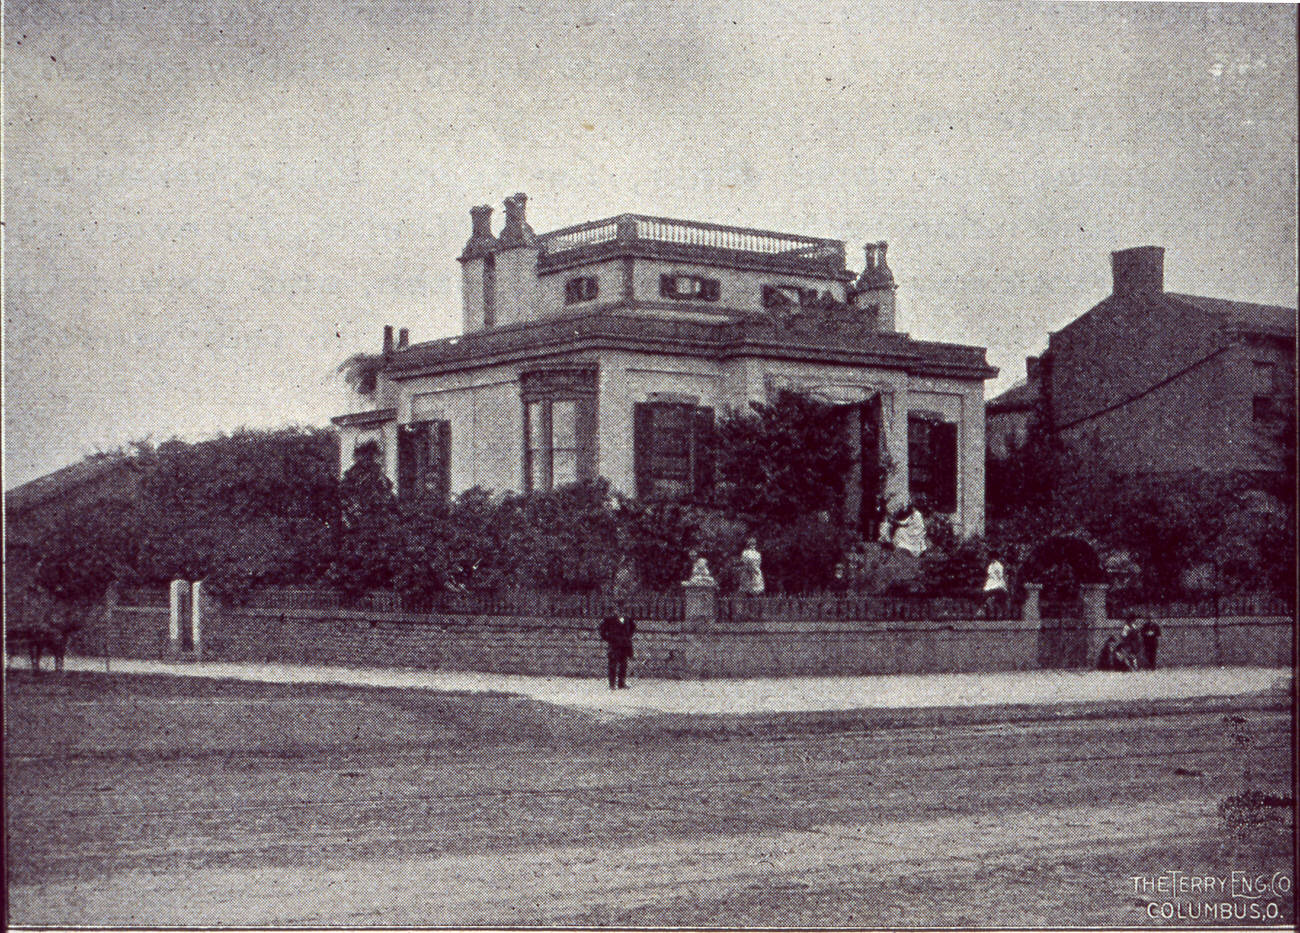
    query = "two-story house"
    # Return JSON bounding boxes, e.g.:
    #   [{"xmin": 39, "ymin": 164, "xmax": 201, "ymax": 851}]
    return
[
  {"xmin": 334, "ymin": 194, "xmax": 998, "ymax": 535},
  {"xmin": 987, "ymin": 245, "xmax": 1296, "ymax": 479}
]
